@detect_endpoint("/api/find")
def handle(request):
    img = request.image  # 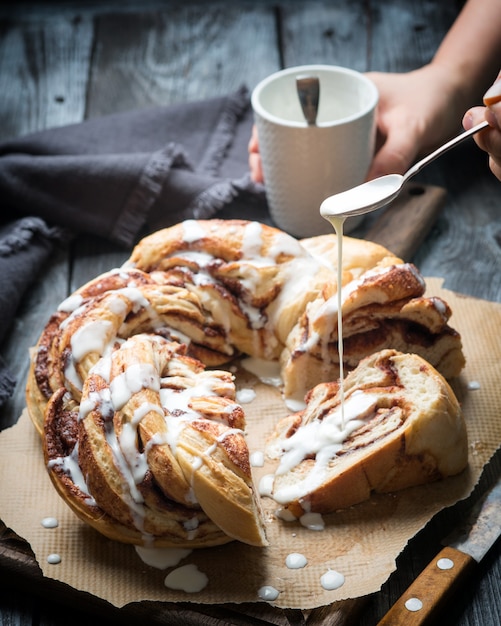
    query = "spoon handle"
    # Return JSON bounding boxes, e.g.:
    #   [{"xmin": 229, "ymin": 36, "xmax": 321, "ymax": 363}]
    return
[{"xmin": 402, "ymin": 120, "xmax": 490, "ymax": 183}]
